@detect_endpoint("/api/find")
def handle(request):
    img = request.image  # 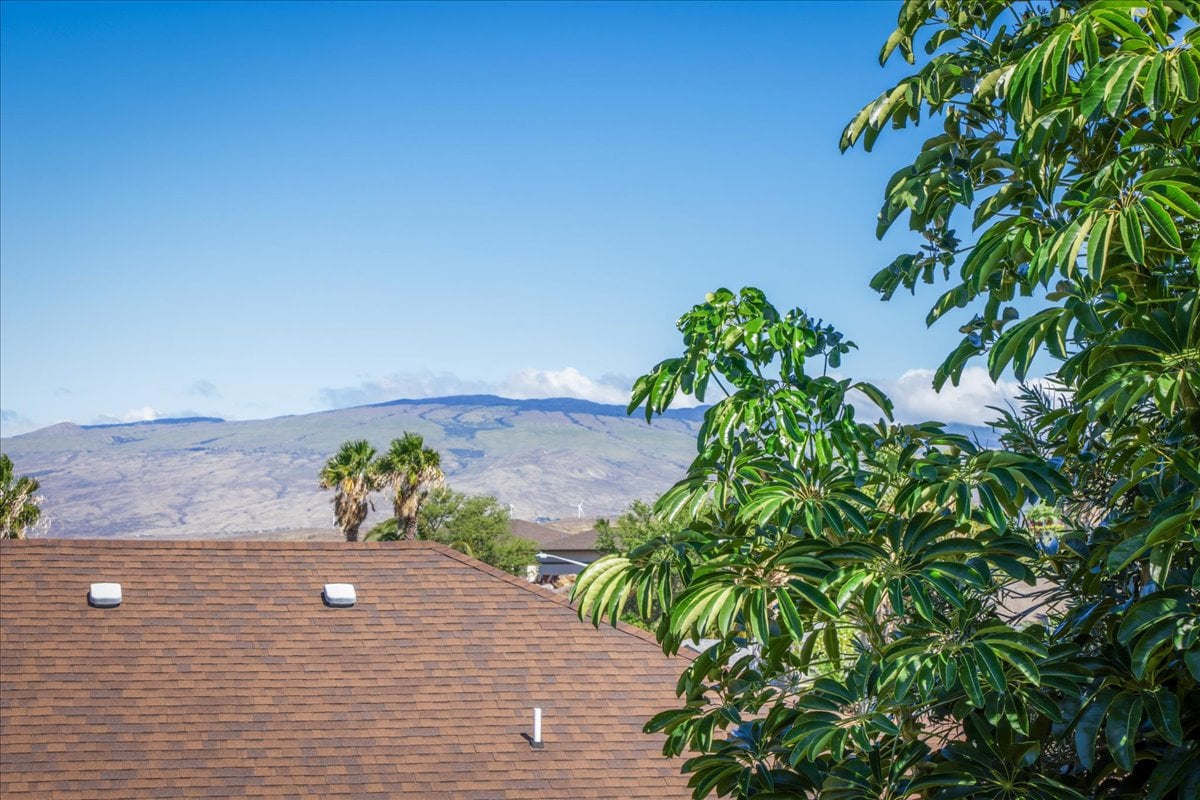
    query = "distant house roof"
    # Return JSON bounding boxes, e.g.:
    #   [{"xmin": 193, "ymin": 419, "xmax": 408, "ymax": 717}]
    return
[
  {"xmin": 511, "ymin": 519, "xmax": 602, "ymax": 553},
  {"xmin": 540, "ymin": 517, "xmax": 602, "ymax": 535},
  {"xmin": 509, "ymin": 518, "xmax": 571, "ymax": 547},
  {"xmin": 541, "ymin": 528, "xmax": 601, "ymax": 553},
  {"xmin": 0, "ymin": 540, "xmax": 690, "ymax": 799}
]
